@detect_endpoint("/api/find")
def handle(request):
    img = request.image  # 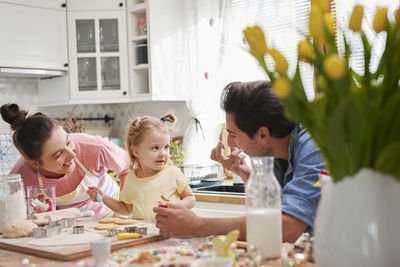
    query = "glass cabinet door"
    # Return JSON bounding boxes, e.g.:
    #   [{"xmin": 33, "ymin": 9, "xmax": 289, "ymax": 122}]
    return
[
  {"xmin": 76, "ymin": 19, "xmax": 97, "ymax": 91},
  {"xmin": 78, "ymin": 57, "xmax": 97, "ymax": 91},
  {"xmin": 99, "ymin": 19, "xmax": 119, "ymax": 52},
  {"xmin": 99, "ymin": 18, "xmax": 121, "ymax": 91},
  {"xmin": 68, "ymin": 10, "xmax": 128, "ymax": 100},
  {"xmin": 76, "ymin": 20, "xmax": 96, "ymax": 53},
  {"xmin": 101, "ymin": 57, "xmax": 120, "ymax": 90}
]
